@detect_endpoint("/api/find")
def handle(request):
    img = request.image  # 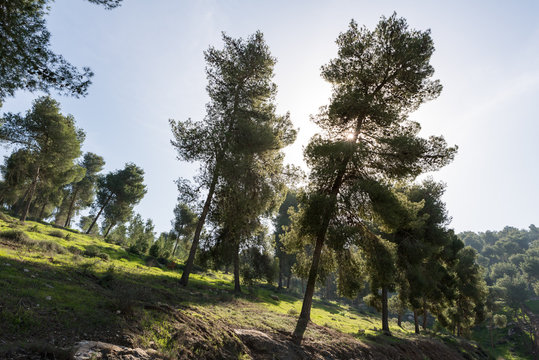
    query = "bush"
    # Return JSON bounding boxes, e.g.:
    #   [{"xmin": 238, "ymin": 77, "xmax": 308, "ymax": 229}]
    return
[
  {"xmin": 37, "ymin": 240, "xmax": 66, "ymax": 254},
  {"xmin": 67, "ymin": 246, "xmax": 82, "ymax": 255},
  {"xmin": 83, "ymin": 246, "xmax": 109, "ymax": 260},
  {"xmin": 48, "ymin": 230, "xmax": 65, "ymax": 239},
  {"xmin": 0, "ymin": 212, "xmax": 11, "ymax": 222},
  {"xmin": 28, "ymin": 225, "xmax": 40, "ymax": 233},
  {"xmin": 287, "ymin": 308, "xmax": 298, "ymax": 316},
  {"xmin": 149, "ymin": 243, "xmax": 160, "ymax": 258},
  {"xmin": 0, "ymin": 229, "xmax": 30, "ymax": 243}
]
